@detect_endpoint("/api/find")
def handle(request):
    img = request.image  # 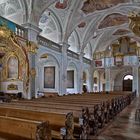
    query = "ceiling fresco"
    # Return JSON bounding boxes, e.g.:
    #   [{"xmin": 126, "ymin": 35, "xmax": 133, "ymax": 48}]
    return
[
  {"xmin": 81, "ymin": 0, "xmax": 129, "ymax": 14},
  {"xmin": 3, "ymin": 0, "xmax": 139, "ymax": 54},
  {"xmin": 98, "ymin": 13, "xmax": 128, "ymax": 29},
  {"xmin": 78, "ymin": 22, "xmax": 86, "ymax": 28},
  {"xmin": 113, "ymin": 29, "xmax": 130, "ymax": 35},
  {"xmin": 55, "ymin": 0, "xmax": 68, "ymax": 9}
]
